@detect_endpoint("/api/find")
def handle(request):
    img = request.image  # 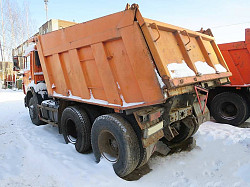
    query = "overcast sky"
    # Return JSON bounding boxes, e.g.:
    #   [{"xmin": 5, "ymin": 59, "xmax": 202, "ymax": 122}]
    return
[{"xmin": 21, "ymin": 0, "xmax": 250, "ymax": 44}]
